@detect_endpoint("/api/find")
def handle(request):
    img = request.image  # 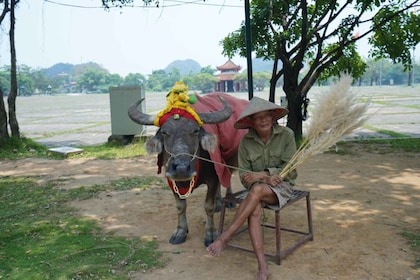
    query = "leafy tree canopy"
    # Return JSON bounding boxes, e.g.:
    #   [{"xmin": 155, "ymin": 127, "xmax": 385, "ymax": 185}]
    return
[
  {"xmin": 221, "ymin": 0, "xmax": 419, "ymax": 138},
  {"xmin": 100, "ymin": 0, "xmax": 419, "ymax": 140}
]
